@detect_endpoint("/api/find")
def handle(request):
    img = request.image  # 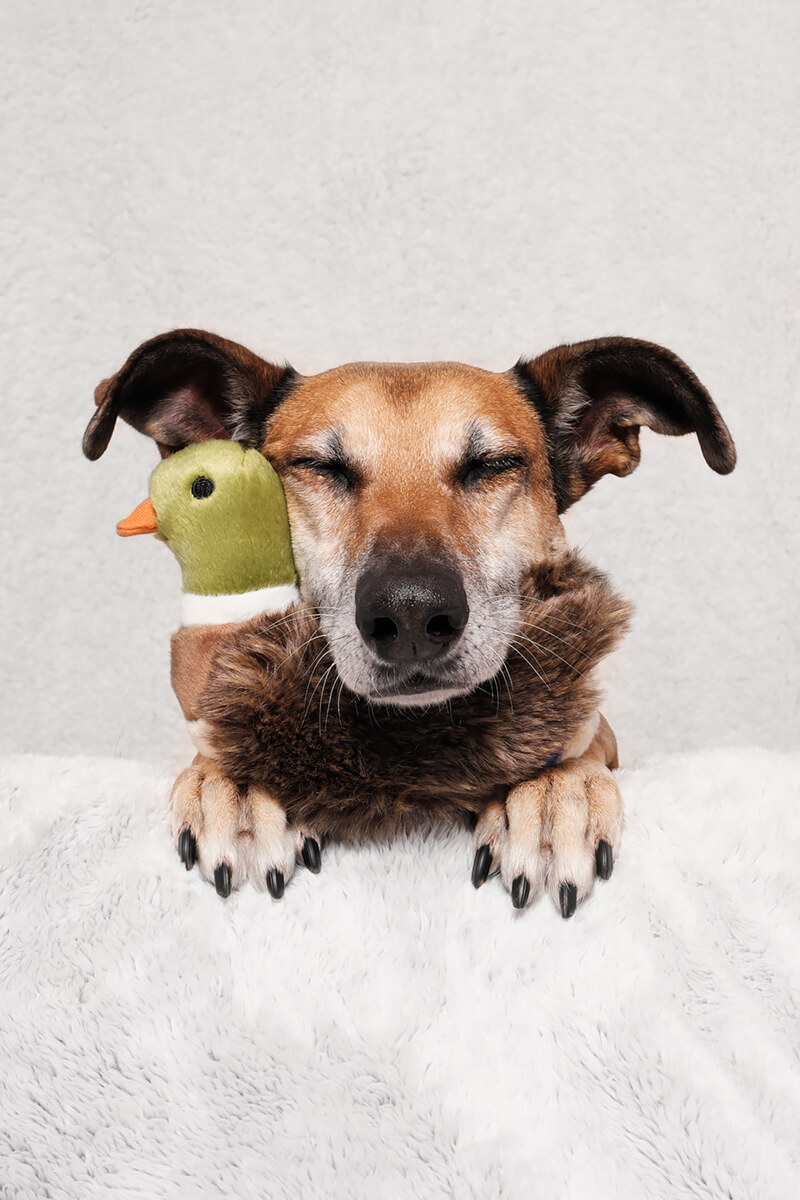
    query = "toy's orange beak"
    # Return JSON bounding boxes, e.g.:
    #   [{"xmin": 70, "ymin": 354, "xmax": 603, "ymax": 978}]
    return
[{"xmin": 117, "ymin": 498, "xmax": 158, "ymax": 537}]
